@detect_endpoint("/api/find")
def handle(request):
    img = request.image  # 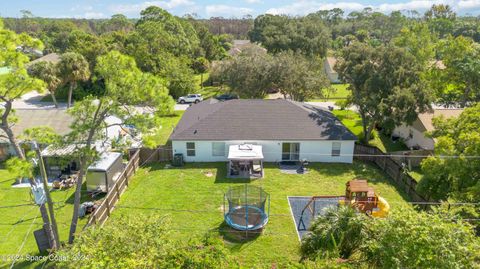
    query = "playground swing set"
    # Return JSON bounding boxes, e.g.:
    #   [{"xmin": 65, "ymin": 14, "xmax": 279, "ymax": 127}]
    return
[{"xmin": 297, "ymin": 179, "xmax": 390, "ymax": 231}]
